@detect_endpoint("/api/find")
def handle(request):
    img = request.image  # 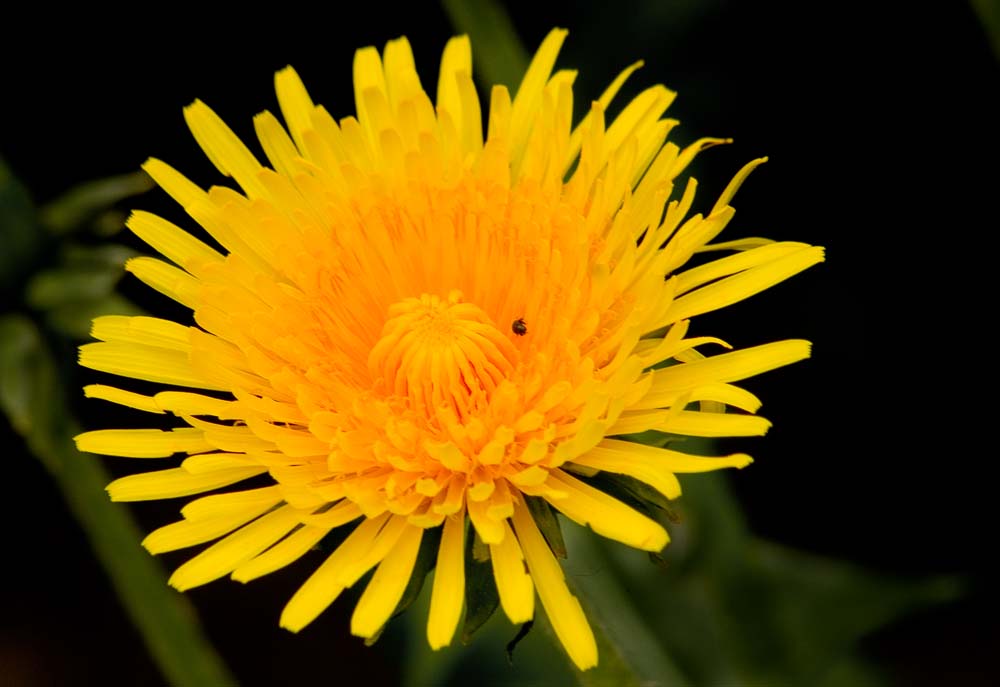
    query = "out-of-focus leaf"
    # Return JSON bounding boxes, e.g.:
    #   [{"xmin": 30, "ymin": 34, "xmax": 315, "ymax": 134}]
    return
[
  {"xmin": 971, "ymin": 0, "xmax": 1000, "ymax": 61},
  {"xmin": 462, "ymin": 526, "xmax": 500, "ymax": 643},
  {"xmin": 27, "ymin": 266, "xmax": 123, "ymax": 309},
  {"xmin": 471, "ymin": 529, "xmax": 490, "ymax": 562},
  {"xmin": 674, "ymin": 470, "xmax": 748, "ymax": 568},
  {"xmin": 92, "ymin": 209, "xmax": 131, "ymax": 237},
  {"xmin": 0, "ymin": 157, "xmax": 42, "ymax": 294},
  {"xmin": 62, "ymin": 242, "xmax": 139, "ymax": 268},
  {"xmin": 39, "ymin": 170, "xmax": 152, "ymax": 235},
  {"xmin": 559, "ymin": 522, "xmax": 692, "ymax": 687},
  {"xmin": 0, "ymin": 314, "xmax": 236, "ymax": 687},
  {"xmin": 441, "ymin": 0, "xmax": 530, "ymax": 91},
  {"xmin": 728, "ymin": 540, "xmax": 962, "ymax": 685},
  {"xmin": 816, "ymin": 657, "xmax": 887, "ymax": 687},
  {"xmin": 525, "ymin": 495, "xmax": 567, "ymax": 558},
  {"xmin": 586, "ymin": 471, "xmax": 681, "ymax": 525},
  {"xmin": 25, "ymin": 244, "xmax": 142, "ymax": 338},
  {"xmin": 401, "ymin": 575, "xmax": 576, "ymax": 687},
  {"xmin": 26, "ymin": 243, "xmax": 138, "ymax": 308},
  {"xmin": 45, "ymin": 293, "xmax": 145, "ymax": 340},
  {"xmin": 595, "ymin": 473, "xmax": 962, "ymax": 686}
]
